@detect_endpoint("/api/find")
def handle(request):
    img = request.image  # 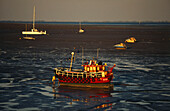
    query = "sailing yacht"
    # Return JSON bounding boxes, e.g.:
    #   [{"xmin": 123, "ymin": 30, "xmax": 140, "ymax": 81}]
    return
[
  {"xmin": 22, "ymin": 6, "xmax": 46, "ymax": 35},
  {"xmin": 79, "ymin": 22, "xmax": 84, "ymax": 33}
]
